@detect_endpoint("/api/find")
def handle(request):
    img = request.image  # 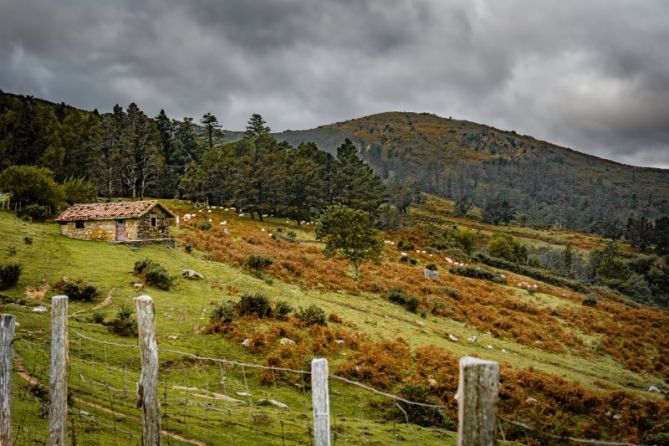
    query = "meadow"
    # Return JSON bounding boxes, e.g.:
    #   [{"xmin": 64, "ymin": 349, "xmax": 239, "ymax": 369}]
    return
[{"xmin": 1, "ymin": 197, "xmax": 668, "ymax": 444}]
